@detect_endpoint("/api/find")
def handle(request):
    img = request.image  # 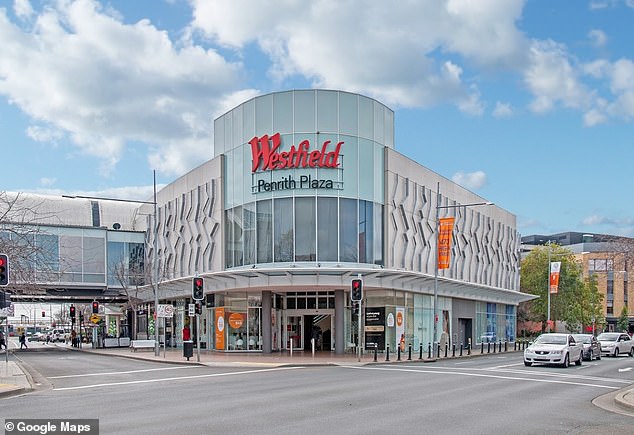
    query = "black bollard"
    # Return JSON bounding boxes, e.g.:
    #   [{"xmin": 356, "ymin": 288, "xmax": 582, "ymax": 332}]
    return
[
  {"xmin": 374, "ymin": 343, "xmax": 378, "ymax": 362},
  {"xmin": 504, "ymin": 341, "xmax": 508, "ymax": 352},
  {"xmin": 498, "ymin": 341, "xmax": 502, "ymax": 353},
  {"xmin": 386, "ymin": 344, "xmax": 390, "ymax": 361},
  {"xmin": 452, "ymin": 343, "xmax": 456, "ymax": 357},
  {"xmin": 467, "ymin": 342, "xmax": 471, "ymax": 356},
  {"xmin": 428, "ymin": 343, "xmax": 432, "ymax": 359},
  {"xmin": 437, "ymin": 343, "xmax": 441, "ymax": 358},
  {"xmin": 444, "ymin": 343, "xmax": 448, "ymax": 358},
  {"xmin": 419, "ymin": 343, "xmax": 423, "ymax": 360},
  {"xmin": 481, "ymin": 341, "xmax": 484, "ymax": 354},
  {"xmin": 493, "ymin": 341, "xmax": 496, "ymax": 353},
  {"xmin": 460, "ymin": 343, "xmax": 463, "ymax": 357},
  {"xmin": 487, "ymin": 341, "xmax": 491, "ymax": 353},
  {"xmin": 408, "ymin": 343, "xmax": 412, "ymax": 361},
  {"xmin": 514, "ymin": 341, "xmax": 517, "ymax": 351},
  {"xmin": 397, "ymin": 345, "xmax": 401, "ymax": 361}
]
